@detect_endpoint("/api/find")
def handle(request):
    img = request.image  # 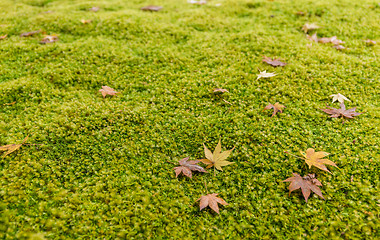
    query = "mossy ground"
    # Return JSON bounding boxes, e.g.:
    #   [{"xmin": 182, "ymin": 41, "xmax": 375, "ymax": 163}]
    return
[{"xmin": 0, "ymin": 0, "xmax": 379, "ymax": 239}]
